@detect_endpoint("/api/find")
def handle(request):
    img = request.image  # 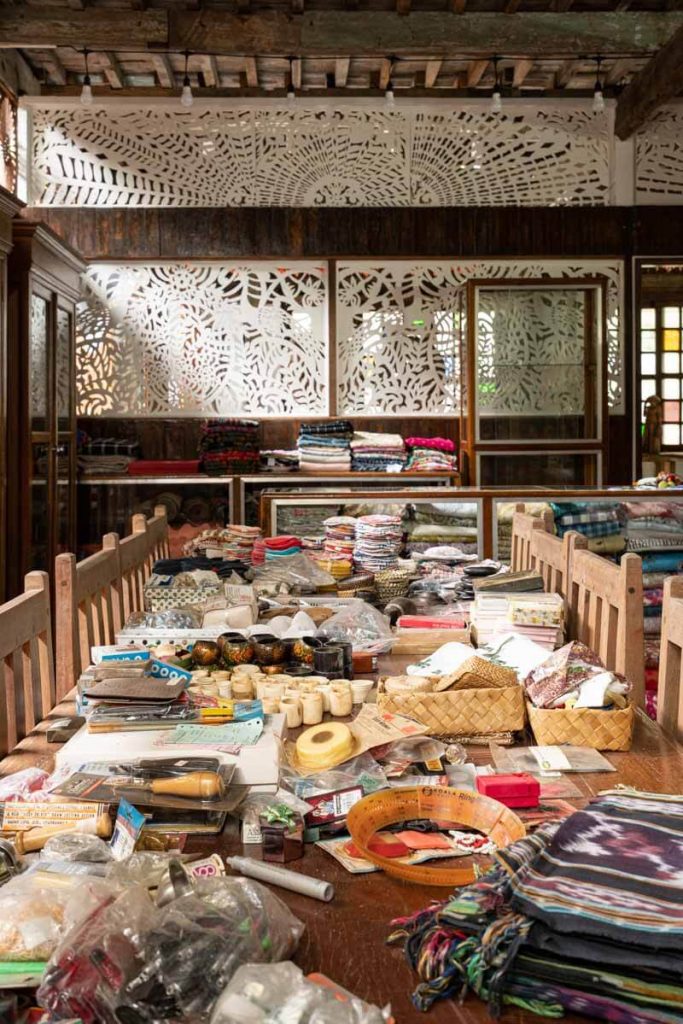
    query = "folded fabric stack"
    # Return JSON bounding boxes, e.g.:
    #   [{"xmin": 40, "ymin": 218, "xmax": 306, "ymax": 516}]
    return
[
  {"xmin": 78, "ymin": 437, "xmax": 140, "ymax": 475},
  {"xmin": 354, "ymin": 514, "xmax": 403, "ymax": 573},
  {"xmin": 317, "ymin": 515, "xmax": 356, "ymax": 580},
  {"xmin": 252, "ymin": 535, "xmax": 302, "ymax": 565},
  {"xmin": 390, "ymin": 788, "xmax": 683, "ymax": 1023},
  {"xmin": 404, "ymin": 436, "xmax": 457, "ymax": 473},
  {"xmin": 198, "ymin": 419, "xmax": 260, "ymax": 475},
  {"xmin": 350, "ymin": 431, "xmax": 406, "ymax": 473},
  {"xmin": 259, "ymin": 449, "xmax": 300, "ymax": 472},
  {"xmin": 217, "ymin": 524, "xmax": 263, "ymax": 564},
  {"xmin": 551, "ymin": 501, "xmax": 626, "ymax": 556},
  {"xmin": 276, "ymin": 505, "xmax": 331, "ymax": 539},
  {"xmin": 496, "ymin": 502, "xmax": 553, "ymax": 562},
  {"xmin": 298, "ymin": 421, "xmax": 353, "ymax": 473},
  {"xmin": 405, "ymin": 502, "xmax": 479, "ymax": 557}
]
